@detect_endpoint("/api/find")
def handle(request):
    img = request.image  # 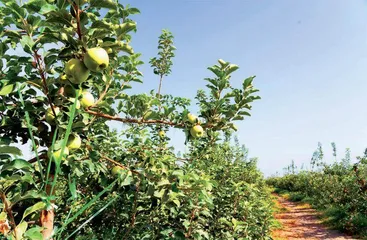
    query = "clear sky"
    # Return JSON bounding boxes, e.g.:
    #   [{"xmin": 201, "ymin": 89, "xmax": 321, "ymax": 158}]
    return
[{"xmin": 117, "ymin": 0, "xmax": 367, "ymax": 176}]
